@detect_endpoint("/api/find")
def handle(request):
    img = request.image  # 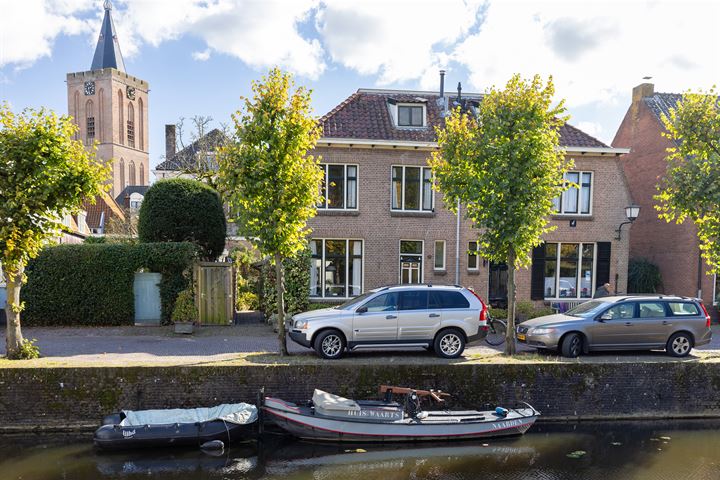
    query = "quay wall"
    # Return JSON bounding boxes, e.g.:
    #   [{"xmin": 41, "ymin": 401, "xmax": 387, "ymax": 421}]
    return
[{"xmin": 1, "ymin": 363, "xmax": 719, "ymax": 431}]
